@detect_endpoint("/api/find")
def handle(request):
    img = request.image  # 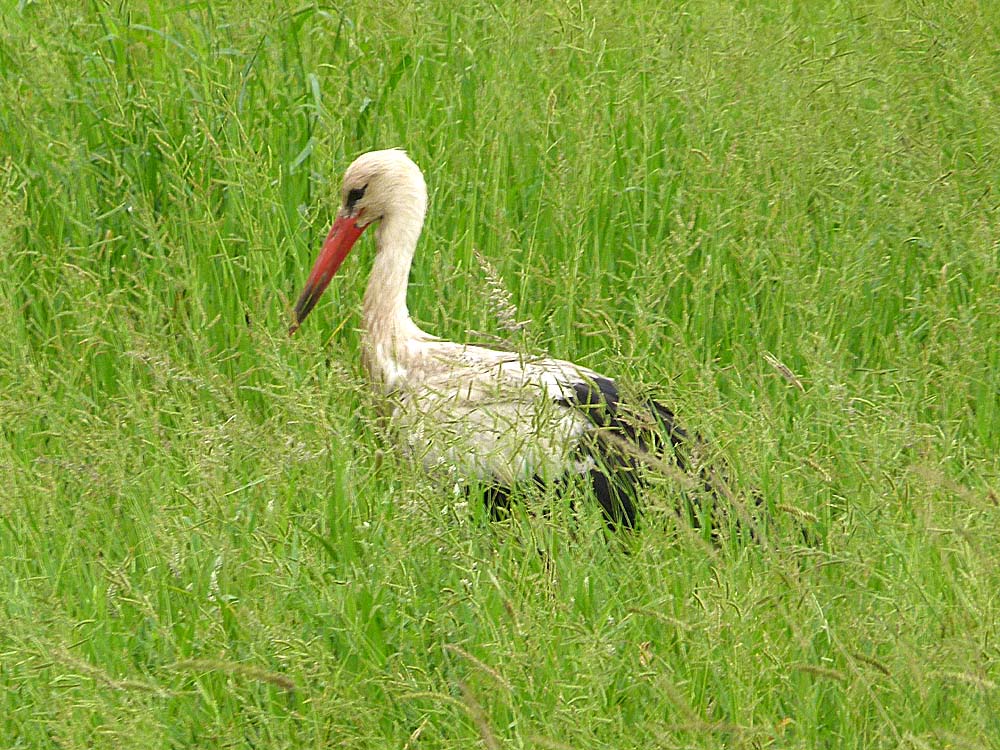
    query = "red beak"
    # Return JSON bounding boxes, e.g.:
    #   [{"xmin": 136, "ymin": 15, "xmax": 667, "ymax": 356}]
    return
[{"xmin": 289, "ymin": 214, "xmax": 368, "ymax": 334}]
